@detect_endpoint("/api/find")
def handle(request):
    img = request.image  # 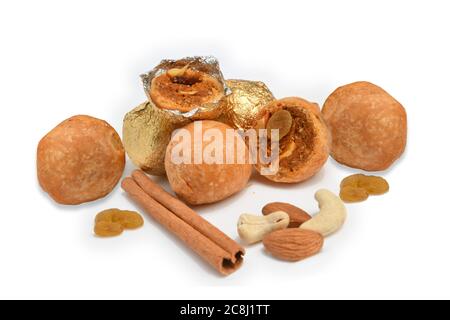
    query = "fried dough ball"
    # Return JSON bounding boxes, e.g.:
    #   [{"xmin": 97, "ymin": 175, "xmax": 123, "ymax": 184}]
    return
[
  {"xmin": 150, "ymin": 68, "xmax": 224, "ymax": 113},
  {"xmin": 322, "ymin": 81, "xmax": 407, "ymax": 171},
  {"xmin": 37, "ymin": 115, "xmax": 125, "ymax": 205},
  {"xmin": 254, "ymin": 98, "xmax": 331, "ymax": 183},
  {"xmin": 165, "ymin": 121, "xmax": 252, "ymax": 205}
]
